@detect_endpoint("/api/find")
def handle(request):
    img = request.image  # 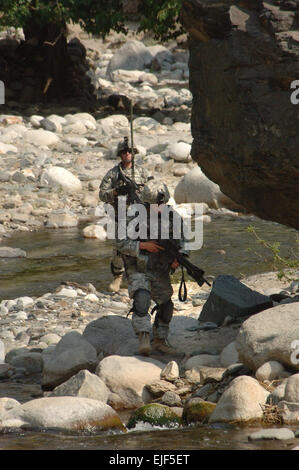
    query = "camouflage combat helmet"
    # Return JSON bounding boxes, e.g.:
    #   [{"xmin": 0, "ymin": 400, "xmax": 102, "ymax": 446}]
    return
[
  {"xmin": 140, "ymin": 179, "xmax": 170, "ymax": 205},
  {"xmin": 116, "ymin": 137, "xmax": 138, "ymax": 156}
]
